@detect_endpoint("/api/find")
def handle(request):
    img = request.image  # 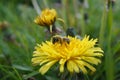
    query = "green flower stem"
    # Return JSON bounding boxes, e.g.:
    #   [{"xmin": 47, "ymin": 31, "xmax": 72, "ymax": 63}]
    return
[
  {"xmin": 43, "ymin": 0, "xmax": 49, "ymax": 8},
  {"xmin": 72, "ymin": 0, "xmax": 80, "ymax": 33},
  {"xmin": 99, "ymin": 2, "xmax": 107, "ymax": 47},
  {"xmin": 105, "ymin": 5, "xmax": 114, "ymax": 80},
  {"xmin": 99, "ymin": 1, "xmax": 114, "ymax": 80},
  {"xmin": 61, "ymin": 0, "xmax": 69, "ymax": 31},
  {"xmin": 80, "ymin": 7, "xmax": 85, "ymax": 36}
]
